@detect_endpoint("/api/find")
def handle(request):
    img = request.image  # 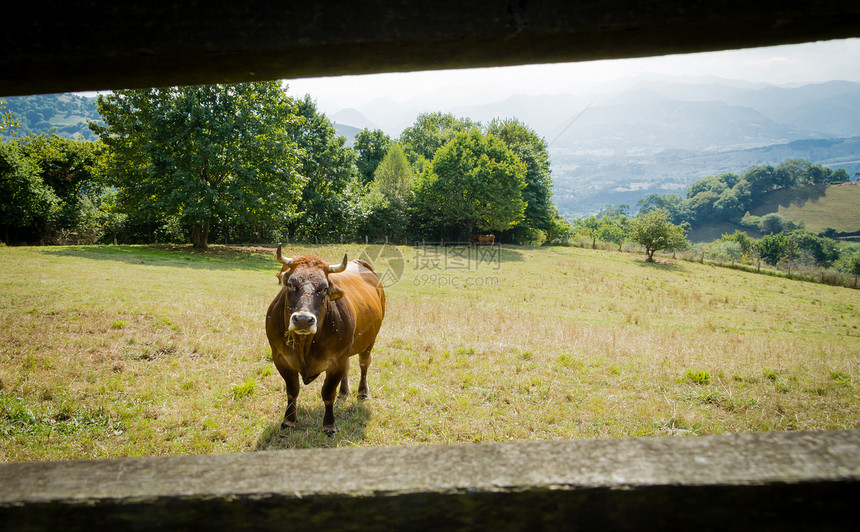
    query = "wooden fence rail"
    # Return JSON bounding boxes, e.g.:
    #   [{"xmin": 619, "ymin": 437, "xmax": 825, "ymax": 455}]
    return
[{"xmin": 2, "ymin": 430, "xmax": 858, "ymax": 531}]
